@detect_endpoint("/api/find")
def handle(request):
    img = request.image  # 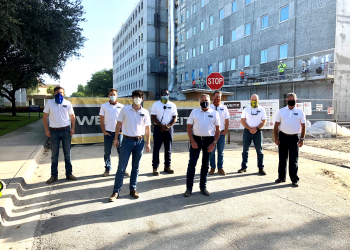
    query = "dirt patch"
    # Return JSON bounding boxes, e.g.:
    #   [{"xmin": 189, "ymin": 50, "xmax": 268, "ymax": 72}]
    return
[
  {"xmin": 305, "ymin": 137, "xmax": 350, "ymax": 154},
  {"xmin": 320, "ymin": 169, "xmax": 349, "ymax": 190}
]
